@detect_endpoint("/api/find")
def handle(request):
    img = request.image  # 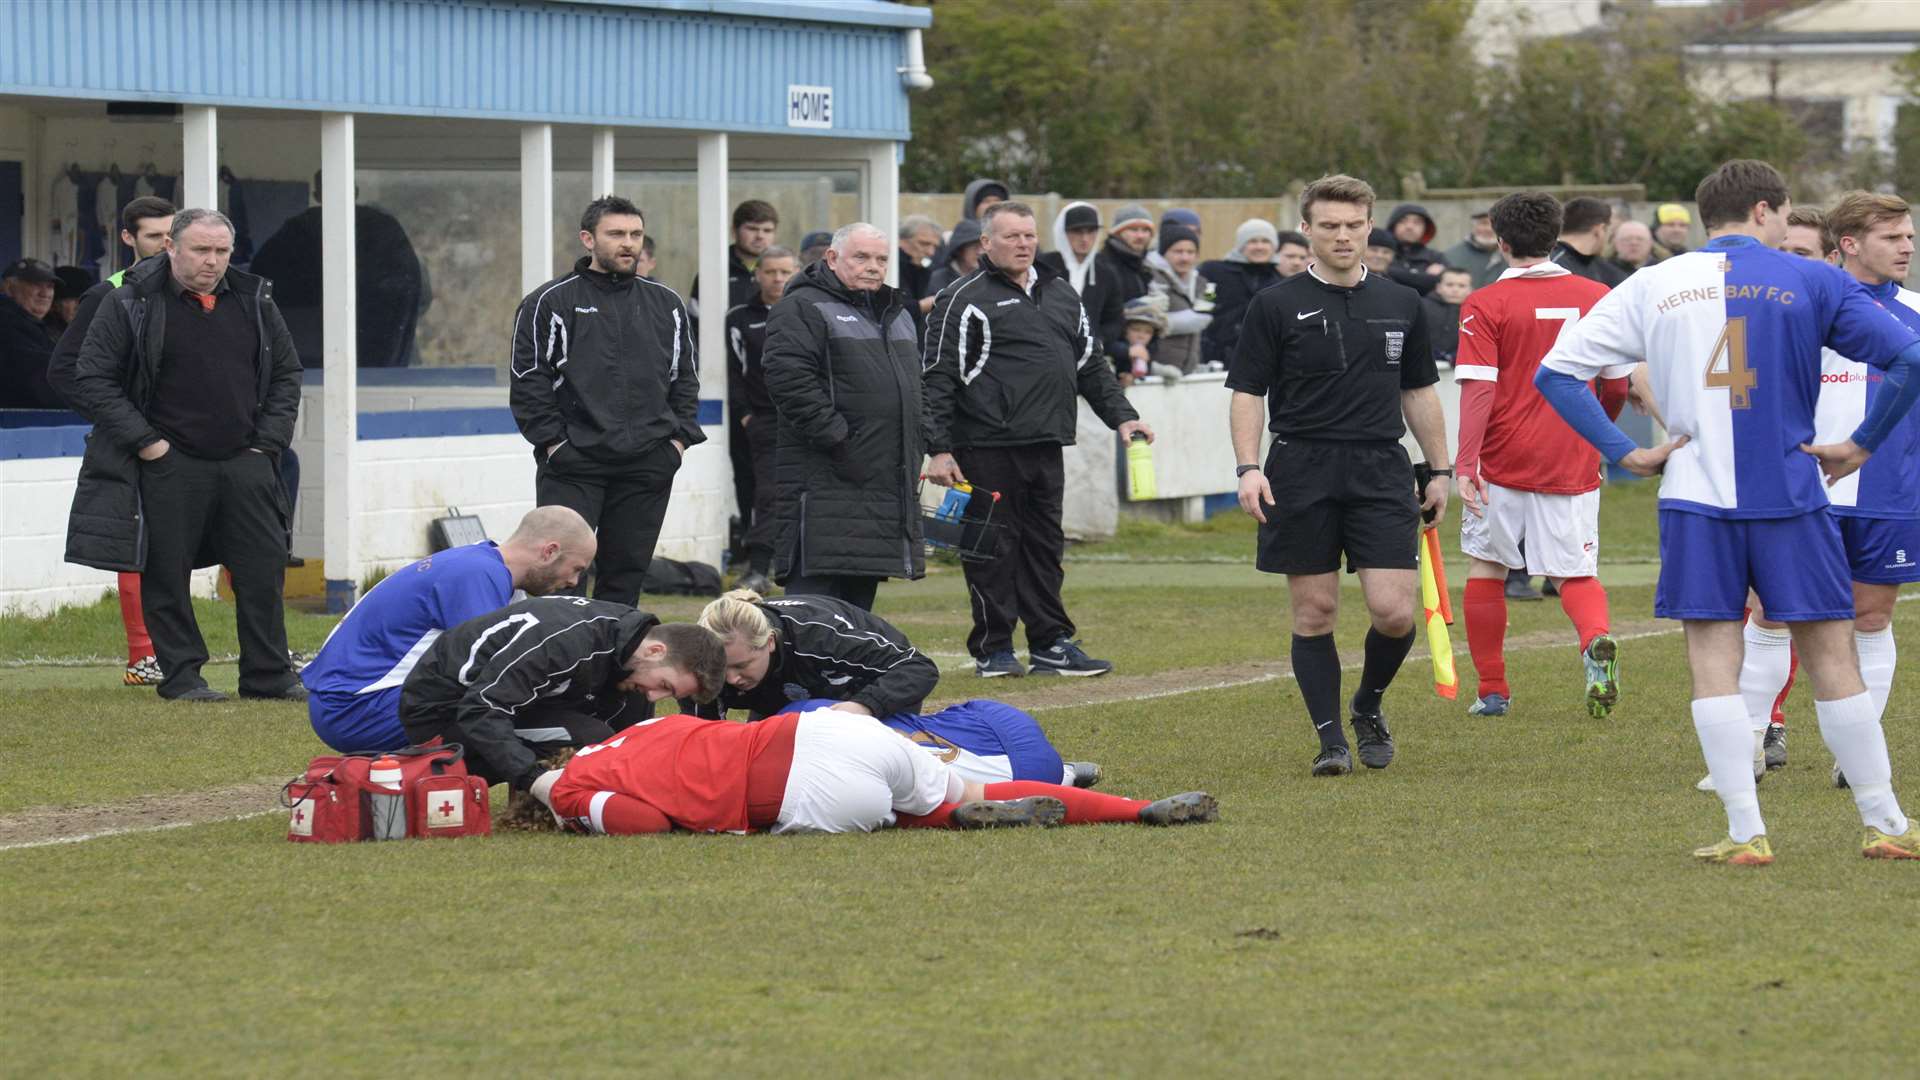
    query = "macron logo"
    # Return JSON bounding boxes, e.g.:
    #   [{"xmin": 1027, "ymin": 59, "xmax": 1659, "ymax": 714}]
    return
[
  {"xmin": 574, "ymin": 306, "xmax": 598, "ymax": 314},
  {"xmin": 997, "ymin": 298, "xmax": 1022, "ymax": 307},
  {"xmin": 835, "ymin": 315, "xmax": 859, "ymax": 323}
]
